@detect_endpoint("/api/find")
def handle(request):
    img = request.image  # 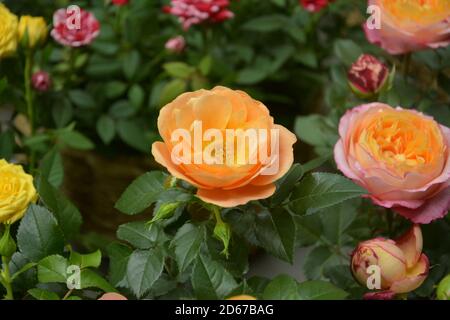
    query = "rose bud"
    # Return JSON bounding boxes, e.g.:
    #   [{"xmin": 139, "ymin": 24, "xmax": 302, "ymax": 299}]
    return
[
  {"xmin": 165, "ymin": 36, "xmax": 186, "ymax": 54},
  {"xmin": 32, "ymin": 71, "xmax": 51, "ymax": 92},
  {"xmin": 300, "ymin": 0, "xmax": 334, "ymax": 13},
  {"xmin": 17, "ymin": 16, "xmax": 47, "ymax": 49},
  {"xmin": 51, "ymin": 8, "xmax": 100, "ymax": 47},
  {"xmin": 348, "ymin": 54, "xmax": 389, "ymax": 98},
  {"xmin": 437, "ymin": 274, "xmax": 450, "ymax": 300},
  {"xmin": 334, "ymin": 103, "xmax": 450, "ymax": 224},
  {"xmin": 112, "ymin": 0, "xmax": 129, "ymax": 5},
  {"xmin": 98, "ymin": 293, "xmax": 128, "ymax": 300},
  {"xmin": 364, "ymin": 0, "xmax": 450, "ymax": 55},
  {"xmin": 351, "ymin": 225, "xmax": 429, "ymax": 299},
  {"xmin": 227, "ymin": 295, "xmax": 257, "ymax": 300}
]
